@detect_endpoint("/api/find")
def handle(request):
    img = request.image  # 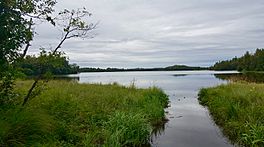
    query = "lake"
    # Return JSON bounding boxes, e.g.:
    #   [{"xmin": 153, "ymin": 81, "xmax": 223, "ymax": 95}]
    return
[{"xmin": 68, "ymin": 70, "xmax": 238, "ymax": 147}]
